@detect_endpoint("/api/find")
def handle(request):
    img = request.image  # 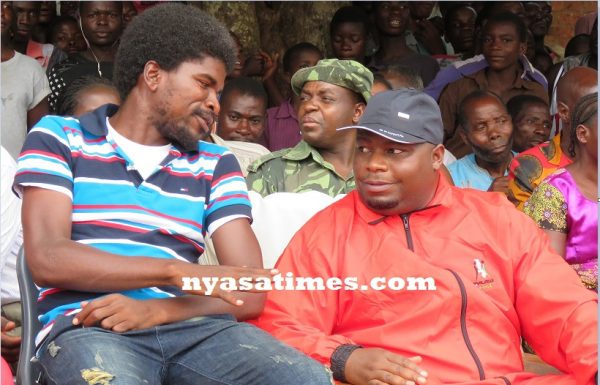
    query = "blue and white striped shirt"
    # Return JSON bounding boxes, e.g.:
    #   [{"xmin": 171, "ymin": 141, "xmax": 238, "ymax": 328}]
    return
[{"xmin": 14, "ymin": 104, "xmax": 251, "ymax": 336}]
